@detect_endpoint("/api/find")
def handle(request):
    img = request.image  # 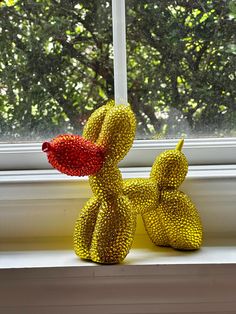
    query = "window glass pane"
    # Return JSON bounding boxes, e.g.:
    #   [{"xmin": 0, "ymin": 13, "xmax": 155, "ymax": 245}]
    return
[
  {"xmin": 0, "ymin": 0, "xmax": 235, "ymax": 142},
  {"xmin": 0, "ymin": 0, "xmax": 113, "ymax": 141},
  {"xmin": 126, "ymin": 0, "xmax": 236, "ymax": 139}
]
